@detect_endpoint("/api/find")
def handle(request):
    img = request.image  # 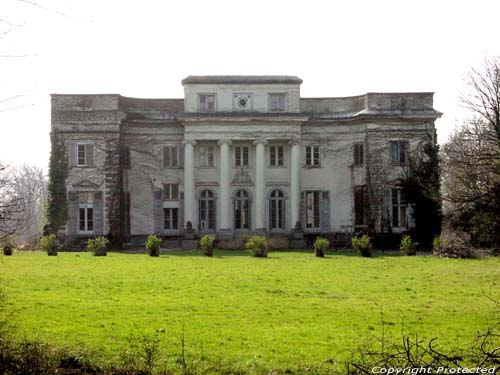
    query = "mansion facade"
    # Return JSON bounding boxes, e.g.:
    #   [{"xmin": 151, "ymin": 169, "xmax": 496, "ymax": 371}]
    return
[{"xmin": 50, "ymin": 76, "xmax": 441, "ymax": 246}]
